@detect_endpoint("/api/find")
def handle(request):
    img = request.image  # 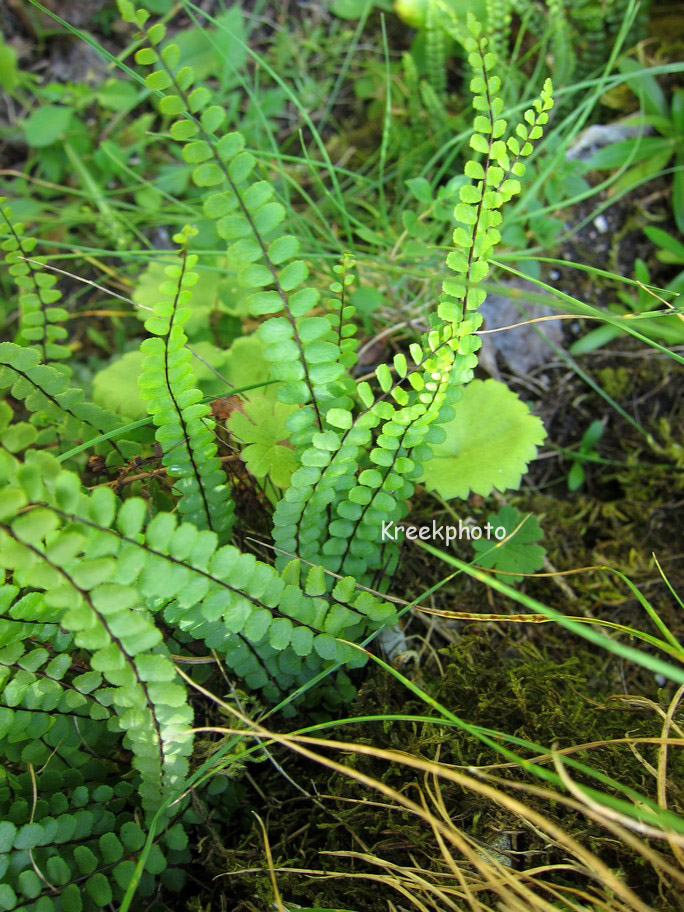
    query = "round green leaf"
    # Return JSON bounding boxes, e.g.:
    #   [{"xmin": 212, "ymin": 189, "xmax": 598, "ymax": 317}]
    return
[
  {"xmin": 61, "ymin": 884, "xmax": 82, "ymax": 912},
  {"xmin": 471, "ymin": 505, "xmax": 546, "ymax": 584},
  {"xmin": 0, "ymin": 822, "xmax": 16, "ymax": 852},
  {"xmin": 0, "ymin": 884, "xmax": 17, "ymax": 911},
  {"xmin": 120, "ymin": 821, "xmax": 145, "ymax": 852},
  {"xmin": 13, "ymin": 822, "xmax": 43, "ymax": 850},
  {"xmin": 420, "ymin": 380, "xmax": 546, "ymax": 500}
]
